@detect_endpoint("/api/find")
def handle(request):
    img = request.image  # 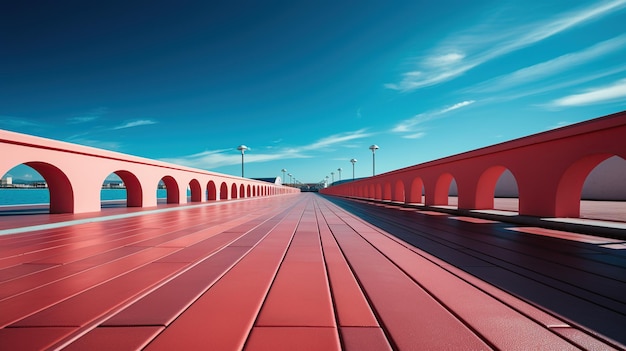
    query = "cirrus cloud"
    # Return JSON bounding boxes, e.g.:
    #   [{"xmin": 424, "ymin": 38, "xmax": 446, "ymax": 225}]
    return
[{"xmin": 113, "ymin": 119, "xmax": 158, "ymax": 130}]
